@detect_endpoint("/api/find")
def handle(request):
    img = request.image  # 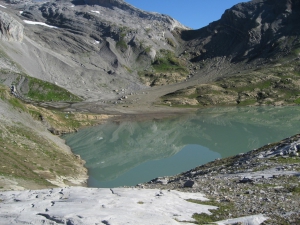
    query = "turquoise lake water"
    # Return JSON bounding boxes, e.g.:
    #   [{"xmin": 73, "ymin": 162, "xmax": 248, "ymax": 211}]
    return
[{"xmin": 63, "ymin": 106, "xmax": 300, "ymax": 188}]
